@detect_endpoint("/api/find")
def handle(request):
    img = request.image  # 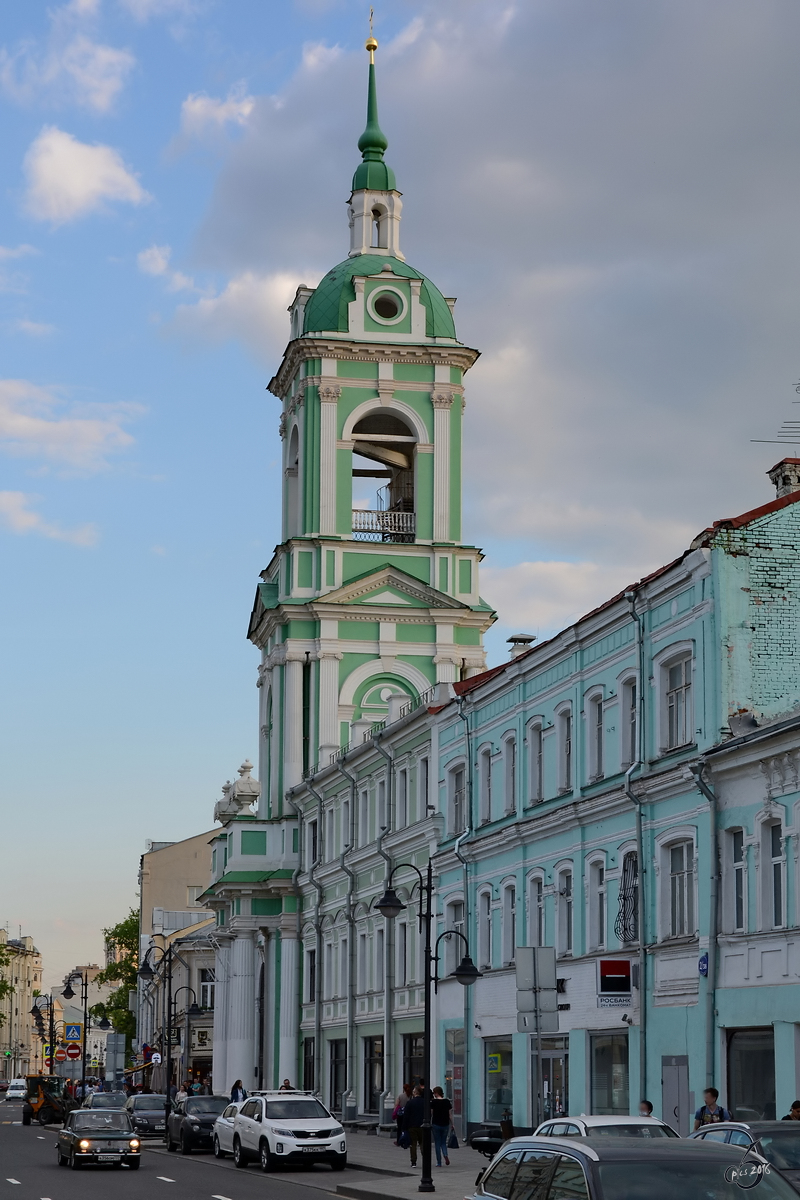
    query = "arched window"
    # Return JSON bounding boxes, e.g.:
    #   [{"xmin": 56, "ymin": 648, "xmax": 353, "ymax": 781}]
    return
[
  {"xmin": 285, "ymin": 425, "xmax": 300, "ymax": 537},
  {"xmin": 557, "ymin": 867, "xmax": 573, "ymax": 956},
  {"xmin": 528, "ymin": 875, "xmax": 545, "ymax": 947},
  {"xmin": 587, "ymin": 858, "xmax": 606, "ymax": 951},
  {"xmin": 556, "ymin": 705, "xmax": 573, "ymax": 793},
  {"xmin": 478, "ymin": 890, "xmax": 492, "ymax": 969},
  {"xmin": 444, "ymin": 899, "xmax": 465, "ymax": 976},
  {"xmin": 351, "ymin": 410, "xmax": 416, "ymax": 543},
  {"xmin": 528, "ymin": 721, "xmax": 544, "ymax": 804},
  {"xmin": 479, "ymin": 747, "xmax": 492, "ymax": 824},
  {"xmin": 502, "ymin": 884, "xmax": 516, "ymax": 965},
  {"xmin": 503, "ymin": 734, "xmax": 517, "ymax": 814},
  {"xmin": 615, "ymin": 851, "xmax": 638, "ymax": 944},
  {"xmin": 371, "ymin": 207, "xmax": 385, "ymax": 248}
]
